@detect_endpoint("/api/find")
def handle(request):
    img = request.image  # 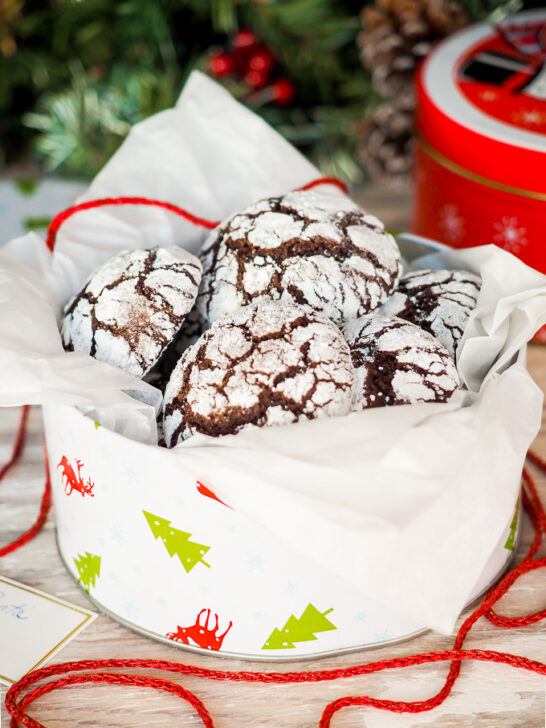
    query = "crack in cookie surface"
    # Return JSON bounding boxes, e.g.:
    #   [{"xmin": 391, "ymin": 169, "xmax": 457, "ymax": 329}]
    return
[
  {"xmin": 163, "ymin": 302, "xmax": 355, "ymax": 445},
  {"xmin": 344, "ymin": 314, "xmax": 460, "ymax": 410},
  {"xmin": 380, "ymin": 269, "xmax": 481, "ymax": 359},
  {"xmin": 196, "ymin": 190, "xmax": 400, "ymax": 327},
  {"xmin": 61, "ymin": 246, "xmax": 202, "ymax": 377}
]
